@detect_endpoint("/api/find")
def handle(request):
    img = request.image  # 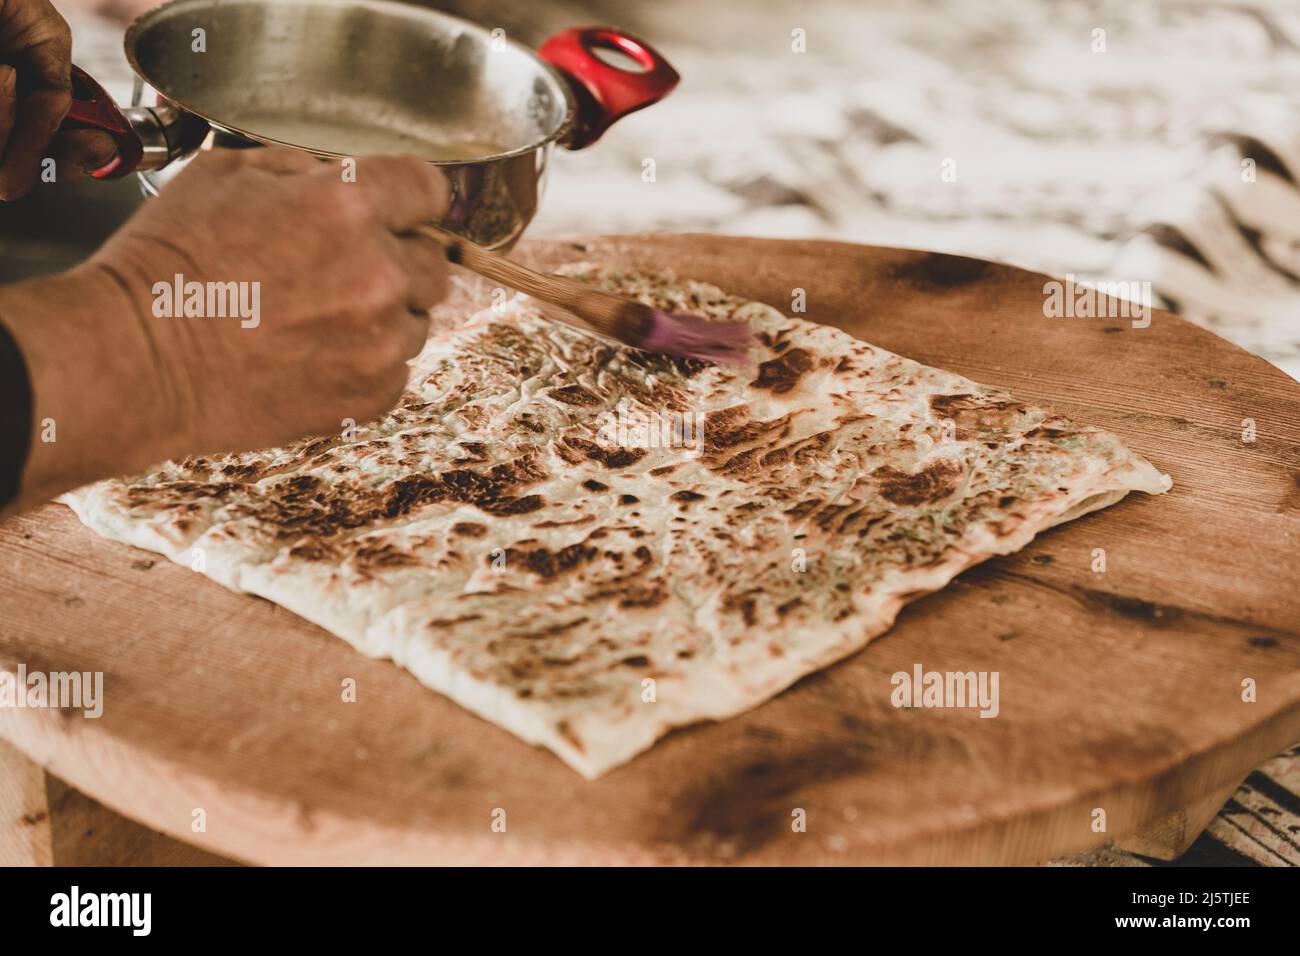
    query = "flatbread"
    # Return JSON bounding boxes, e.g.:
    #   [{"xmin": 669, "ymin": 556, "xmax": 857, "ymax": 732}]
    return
[{"xmin": 65, "ymin": 265, "xmax": 1171, "ymax": 777}]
